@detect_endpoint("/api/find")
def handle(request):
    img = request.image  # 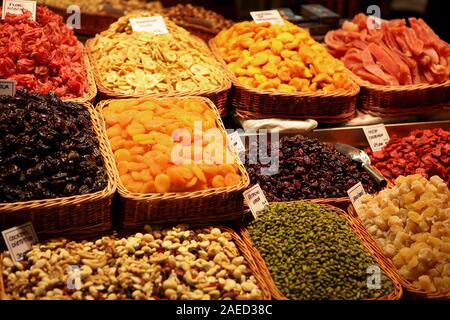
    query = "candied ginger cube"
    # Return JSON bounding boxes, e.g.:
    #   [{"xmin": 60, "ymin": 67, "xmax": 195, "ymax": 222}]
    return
[{"xmin": 417, "ymin": 275, "xmax": 436, "ymax": 292}]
